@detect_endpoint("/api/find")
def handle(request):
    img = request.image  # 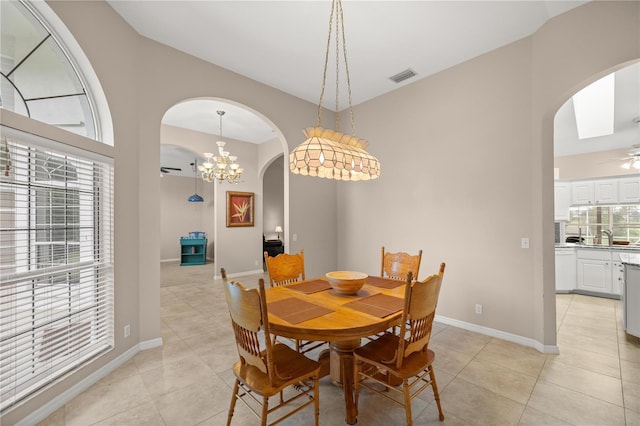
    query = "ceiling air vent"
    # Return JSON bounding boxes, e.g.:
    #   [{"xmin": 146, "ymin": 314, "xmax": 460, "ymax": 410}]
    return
[{"xmin": 389, "ymin": 68, "xmax": 417, "ymax": 83}]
